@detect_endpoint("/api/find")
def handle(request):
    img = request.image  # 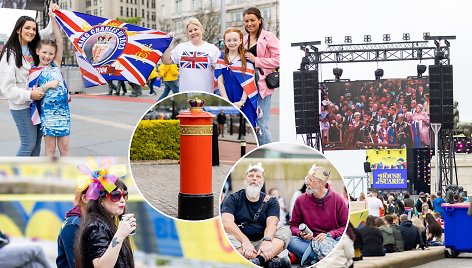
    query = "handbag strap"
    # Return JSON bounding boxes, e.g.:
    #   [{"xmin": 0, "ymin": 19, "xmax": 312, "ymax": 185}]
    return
[{"xmin": 252, "ymin": 195, "xmax": 271, "ymax": 222}]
